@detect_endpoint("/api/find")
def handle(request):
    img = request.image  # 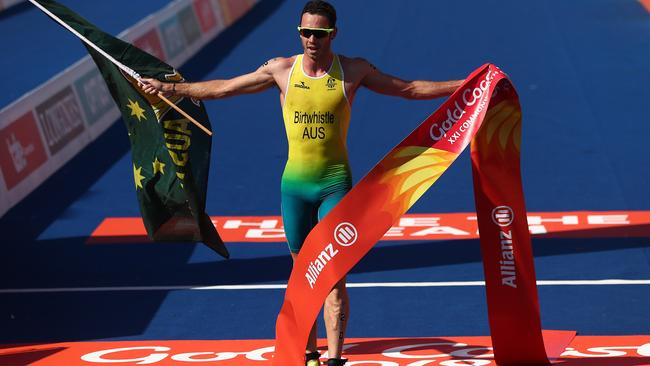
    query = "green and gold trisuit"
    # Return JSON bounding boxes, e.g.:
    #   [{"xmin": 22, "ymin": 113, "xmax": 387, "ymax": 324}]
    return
[{"xmin": 281, "ymin": 54, "xmax": 352, "ymax": 253}]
